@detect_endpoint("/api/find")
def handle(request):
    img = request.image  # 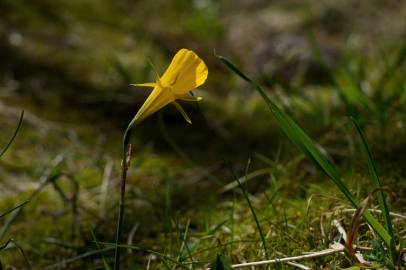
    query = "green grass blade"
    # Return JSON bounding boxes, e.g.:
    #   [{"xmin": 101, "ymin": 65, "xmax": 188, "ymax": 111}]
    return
[
  {"xmin": 211, "ymin": 254, "xmax": 231, "ymax": 270},
  {"xmin": 0, "ymin": 200, "xmax": 30, "ymax": 219},
  {"xmin": 0, "ymin": 110, "xmax": 24, "ymax": 157},
  {"xmin": 90, "ymin": 228, "xmax": 112, "ymax": 270},
  {"xmin": 217, "ymin": 54, "xmax": 392, "ymax": 247},
  {"xmin": 0, "ymin": 239, "xmax": 31, "ymax": 269},
  {"xmin": 99, "ymin": 242, "xmax": 186, "ymax": 265},
  {"xmin": 229, "ymin": 161, "xmax": 268, "ymax": 257},
  {"xmin": 43, "ymin": 247, "xmax": 115, "ymax": 270},
  {"xmin": 11, "ymin": 239, "xmax": 32, "ymax": 270},
  {"xmin": 351, "ymin": 117, "xmax": 396, "ymax": 262}
]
